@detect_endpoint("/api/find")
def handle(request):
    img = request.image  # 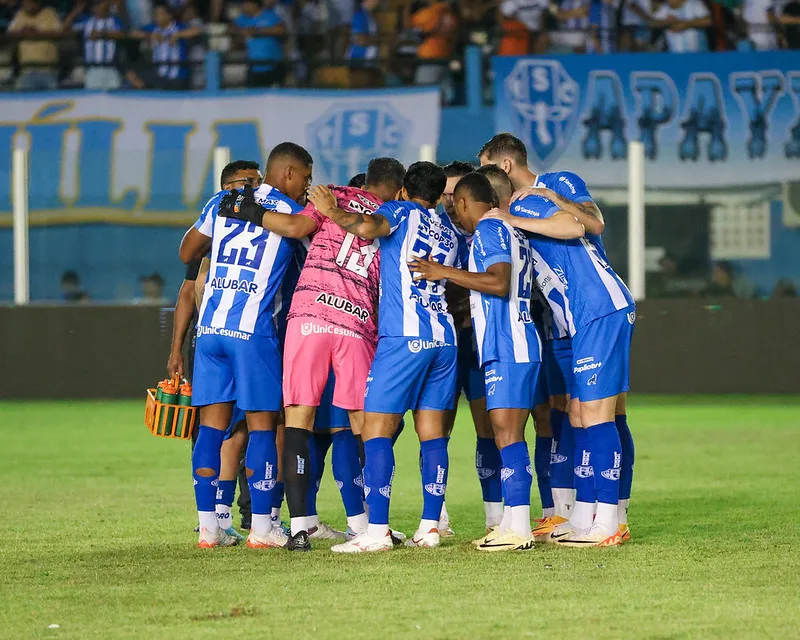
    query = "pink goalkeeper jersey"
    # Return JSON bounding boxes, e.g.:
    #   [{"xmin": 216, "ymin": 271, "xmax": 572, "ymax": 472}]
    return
[{"xmin": 287, "ymin": 186, "xmax": 383, "ymax": 345}]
